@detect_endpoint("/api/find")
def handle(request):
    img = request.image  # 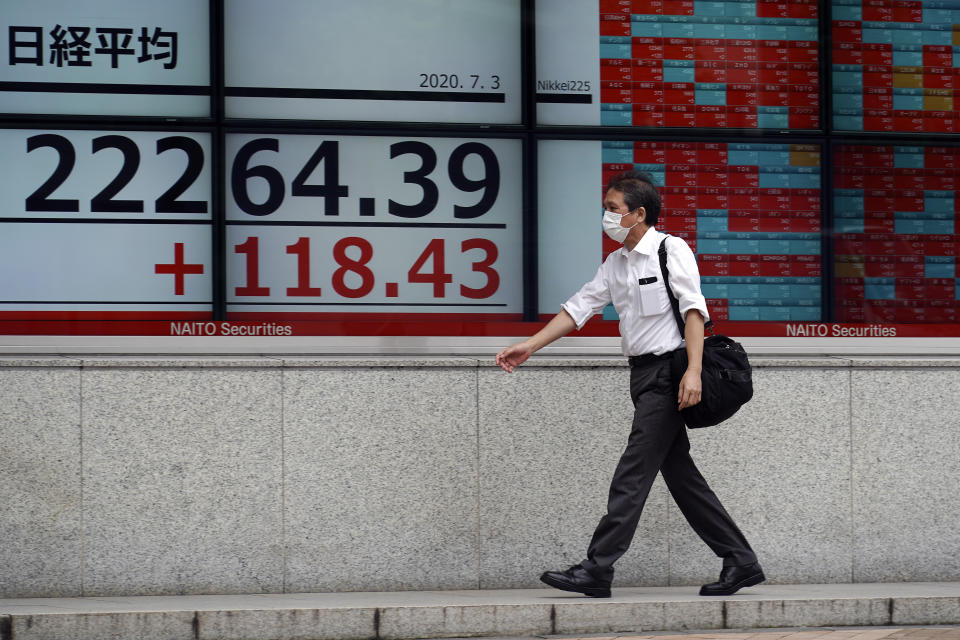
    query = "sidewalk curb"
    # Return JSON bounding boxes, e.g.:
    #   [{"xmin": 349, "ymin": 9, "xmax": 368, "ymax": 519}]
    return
[{"xmin": 1, "ymin": 584, "xmax": 958, "ymax": 640}]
